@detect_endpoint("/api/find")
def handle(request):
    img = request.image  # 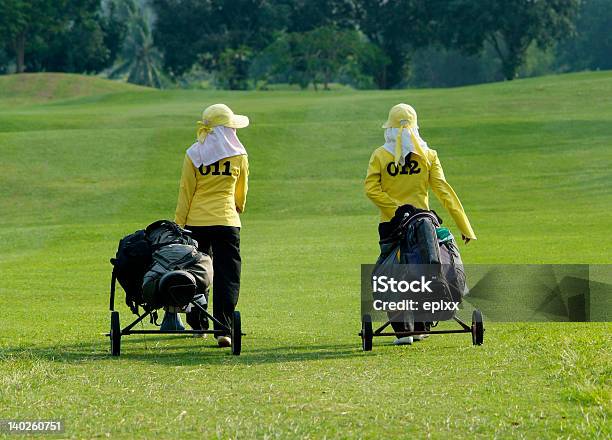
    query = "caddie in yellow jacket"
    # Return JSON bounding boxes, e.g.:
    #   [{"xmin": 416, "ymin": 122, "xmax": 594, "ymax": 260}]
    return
[
  {"xmin": 364, "ymin": 103, "xmax": 476, "ymax": 344},
  {"xmin": 174, "ymin": 103, "xmax": 249, "ymax": 348}
]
